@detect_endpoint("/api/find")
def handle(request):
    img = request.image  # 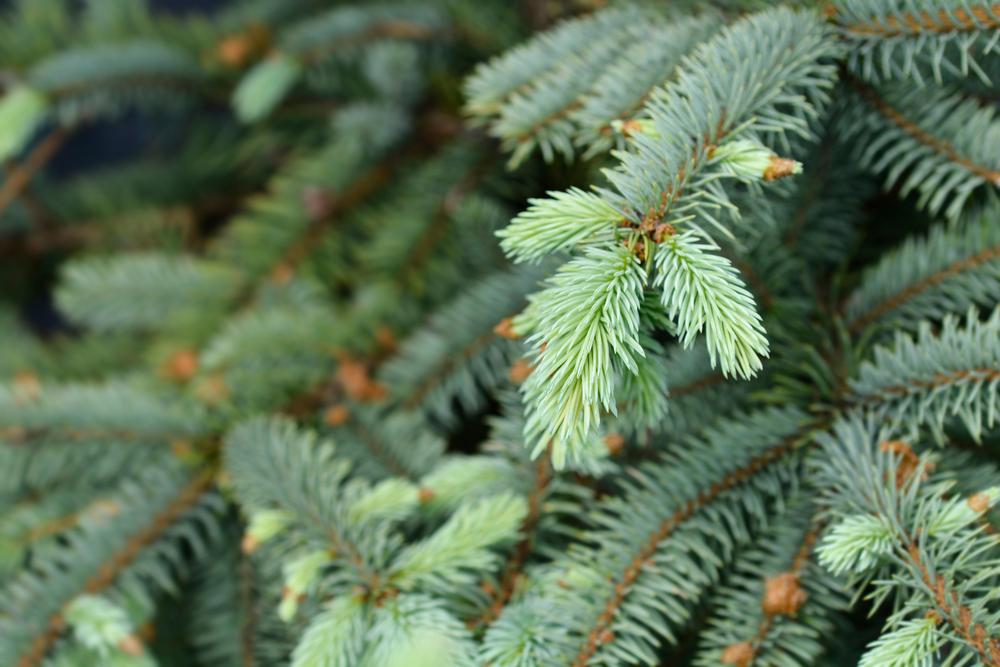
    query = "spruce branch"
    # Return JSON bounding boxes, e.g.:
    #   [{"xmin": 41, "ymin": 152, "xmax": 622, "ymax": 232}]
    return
[
  {"xmin": 846, "ymin": 307, "xmax": 1000, "ymax": 441},
  {"xmin": 0, "ymin": 125, "xmax": 70, "ymax": 218},
  {"xmin": 839, "ymin": 75, "xmax": 1000, "ymax": 219},
  {"xmin": 832, "ymin": 0, "xmax": 1000, "ymax": 84},
  {"xmin": 2, "ymin": 469, "xmax": 214, "ymax": 667},
  {"xmin": 519, "ymin": 243, "xmax": 646, "ymax": 467},
  {"xmin": 814, "ymin": 416, "xmax": 1000, "ymax": 665},
  {"xmin": 845, "ymin": 210, "xmax": 1000, "ymax": 335}
]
